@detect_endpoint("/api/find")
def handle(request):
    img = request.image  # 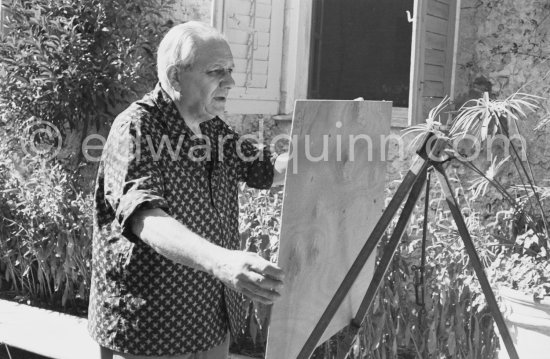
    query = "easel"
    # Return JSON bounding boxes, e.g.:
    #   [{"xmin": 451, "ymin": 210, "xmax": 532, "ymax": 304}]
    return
[{"xmin": 296, "ymin": 133, "xmax": 519, "ymax": 359}]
